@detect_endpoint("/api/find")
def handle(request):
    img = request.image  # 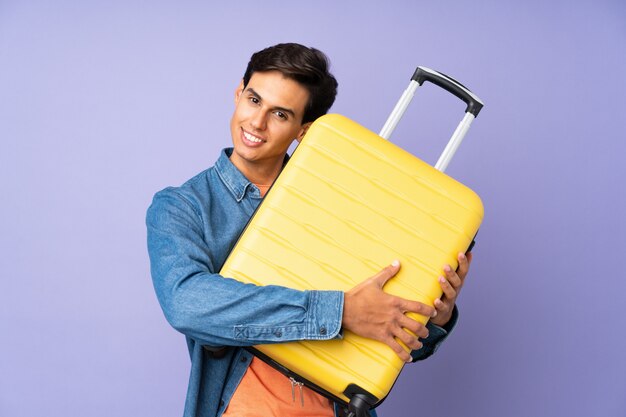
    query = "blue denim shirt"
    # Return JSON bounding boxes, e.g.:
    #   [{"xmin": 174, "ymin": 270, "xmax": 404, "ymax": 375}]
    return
[{"xmin": 146, "ymin": 148, "xmax": 457, "ymax": 417}]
